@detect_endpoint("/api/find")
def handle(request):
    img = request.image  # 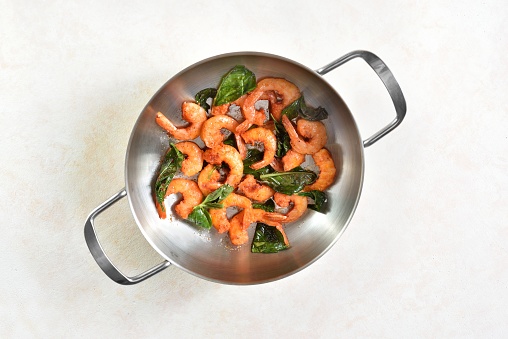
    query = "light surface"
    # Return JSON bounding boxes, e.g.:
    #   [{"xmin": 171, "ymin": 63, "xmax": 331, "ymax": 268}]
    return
[{"xmin": 1, "ymin": 0, "xmax": 507, "ymax": 337}]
